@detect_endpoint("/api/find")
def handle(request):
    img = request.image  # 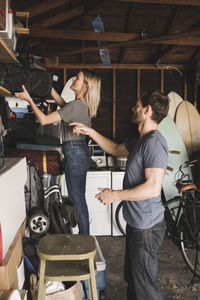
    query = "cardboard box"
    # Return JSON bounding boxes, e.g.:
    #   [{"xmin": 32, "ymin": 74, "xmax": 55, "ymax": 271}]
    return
[
  {"xmin": 0, "ymin": 221, "xmax": 25, "ymax": 290},
  {"xmin": 0, "ymin": 289, "xmax": 27, "ymax": 299}
]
